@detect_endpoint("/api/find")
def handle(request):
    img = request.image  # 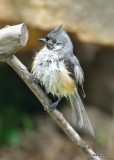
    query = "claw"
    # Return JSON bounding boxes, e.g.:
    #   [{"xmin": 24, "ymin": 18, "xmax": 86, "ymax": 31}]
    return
[
  {"xmin": 31, "ymin": 75, "xmax": 39, "ymax": 84},
  {"xmin": 48, "ymin": 99, "xmax": 61, "ymax": 112}
]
